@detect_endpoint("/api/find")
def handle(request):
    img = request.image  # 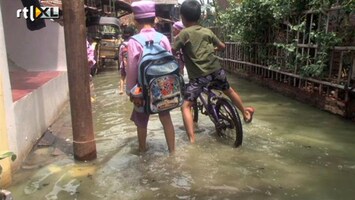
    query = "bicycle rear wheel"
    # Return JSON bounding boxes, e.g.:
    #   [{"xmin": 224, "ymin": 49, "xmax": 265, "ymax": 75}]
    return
[{"xmin": 215, "ymin": 98, "xmax": 243, "ymax": 147}]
